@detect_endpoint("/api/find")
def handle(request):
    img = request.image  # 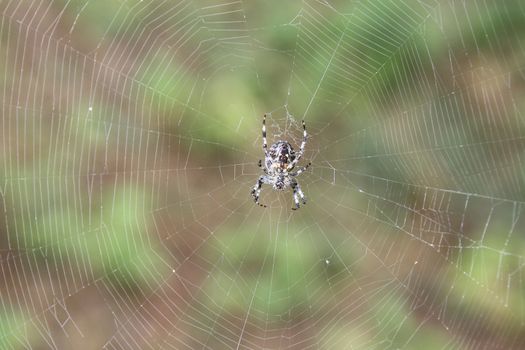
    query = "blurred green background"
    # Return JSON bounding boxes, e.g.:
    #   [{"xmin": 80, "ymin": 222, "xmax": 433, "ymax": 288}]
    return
[{"xmin": 1, "ymin": 0, "xmax": 525, "ymax": 349}]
